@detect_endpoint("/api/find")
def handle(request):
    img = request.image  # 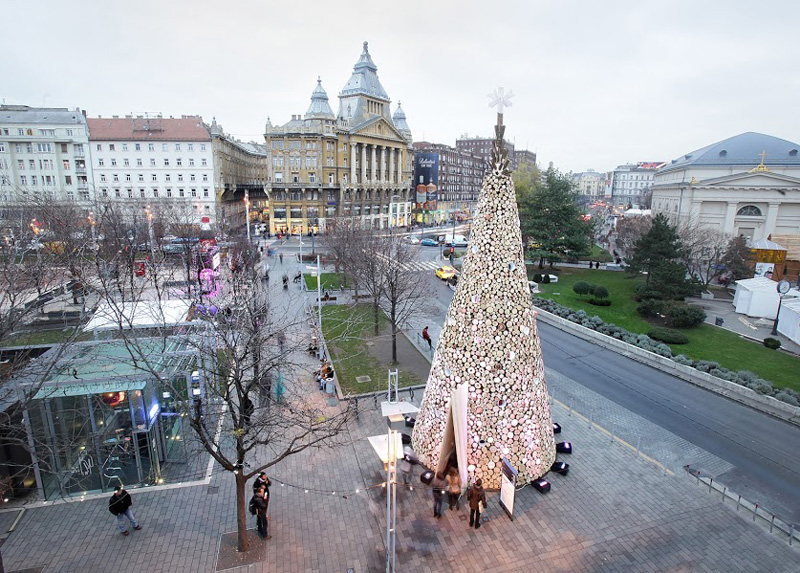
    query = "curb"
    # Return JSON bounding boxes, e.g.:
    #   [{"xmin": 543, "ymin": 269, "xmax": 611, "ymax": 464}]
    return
[{"xmin": 534, "ymin": 308, "xmax": 800, "ymax": 427}]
